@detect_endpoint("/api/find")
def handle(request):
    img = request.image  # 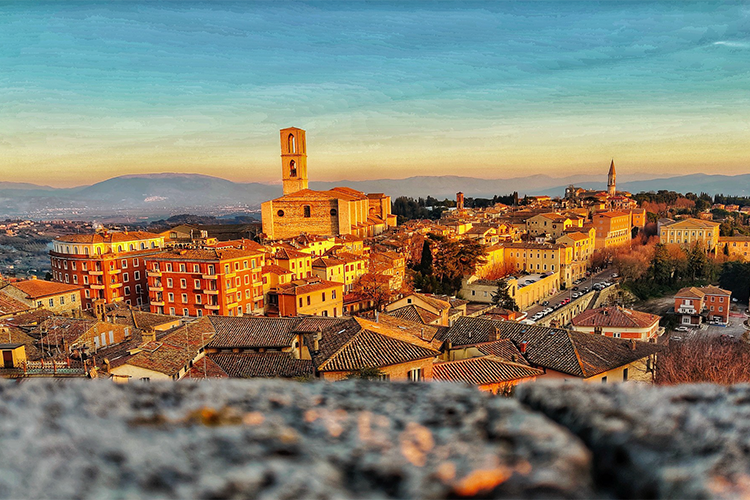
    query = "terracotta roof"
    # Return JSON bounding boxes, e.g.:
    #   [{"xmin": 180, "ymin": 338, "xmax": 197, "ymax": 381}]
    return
[
  {"xmin": 56, "ymin": 231, "xmax": 161, "ymax": 244},
  {"xmin": 125, "ymin": 318, "xmax": 214, "ymax": 376},
  {"xmin": 262, "ymin": 264, "xmax": 293, "ymax": 275},
  {"xmin": 312, "ymin": 257, "xmax": 344, "ymax": 268},
  {"xmin": 675, "ymin": 287, "xmax": 705, "ymax": 299},
  {"xmin": 438, "ymin": 317, "xmax": 661, "ymax": 378},
  {"xmin": 409, "ymin": 293, "xmax": 451, "ymax": 312},
  {"xmin": 572, "ymin": 307, "xmax": 661, "ymax": 329},
  {"xmin": 36, "ymin": 318, "xmax": 98, "ymax": 346},
  {"xmin": 0, "ymin": 326, "xmax": 40, "ymax": 360},
  {"xmin": 474, "ymin": 339, "xmax": 529, "ymax": 364},
  {"xmin": 274, "ymin": 247, "xmax": 309, "ymax": 260},
  {"xmin": 385, "ymin": 305, "xmax": 441, "ymax": 325},
  {"xmin": 208, "ymin": 316, "xmax": 300, "ymax": 348},
  {"xmin": 312, "ymin": 317, "xmax": 440, "ymax": 372},
  {"xmin": 7, "ymin": 280, "xmax": 82, "ymax": 299},
  {"xmin": 150, "ymin": 247, "xmax": 259, "ymax": 262},
  {"xmin": 699, "ymin": 285, "xmax": 731, "ymax": 297},
  {"xmin": 433, "ymin": 356, "xmax": 542, "ymax": 386},
  {"xmin": 0, "ymin": 294, "xmax": 30, "ymax": 316},
  {"xmin": 207, "ymin": 352, "xmax": 314, "ymax": 379},
  {"xmin": 183, "ymin": 356, "xmax": 229, "ymax": 379},
  {"xmin": 276, "ymin": 278, "xmax": 342, "ymax": 296}
]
